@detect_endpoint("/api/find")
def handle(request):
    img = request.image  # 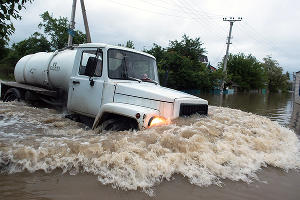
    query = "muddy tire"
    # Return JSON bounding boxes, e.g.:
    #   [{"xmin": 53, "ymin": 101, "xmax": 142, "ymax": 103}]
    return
[
  {"xmin": 100, "ymin": 118, "xmax": 136, "ymax": 132},
  {"xmin": 3, "ymin": 88, "xmax": 21, "ymax": 102}
]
